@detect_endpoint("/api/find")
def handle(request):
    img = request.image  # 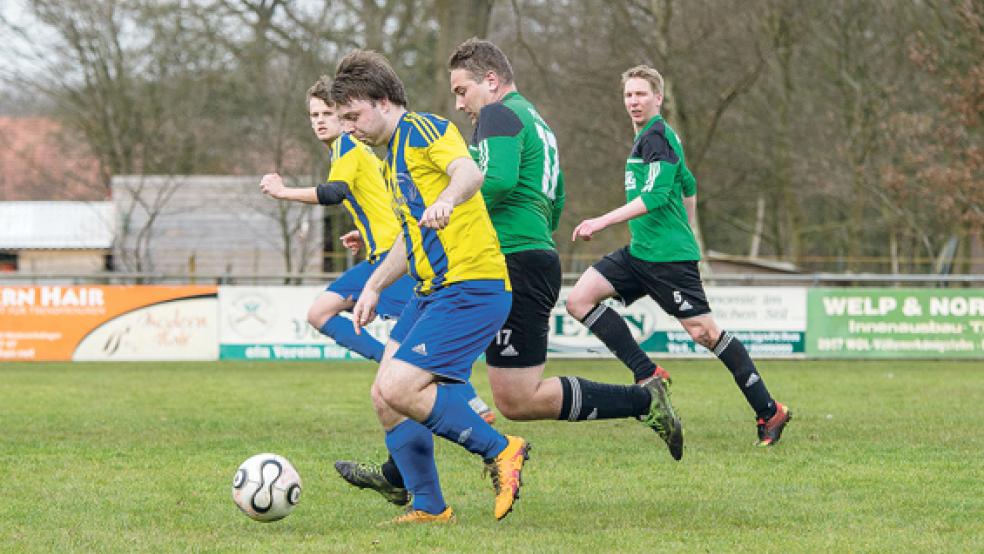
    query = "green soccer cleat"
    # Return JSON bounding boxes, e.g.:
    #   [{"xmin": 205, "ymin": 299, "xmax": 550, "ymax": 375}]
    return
[
  {"xmin": 334, "ymin": 461, "xmax": 410, "ymax": 506},
  {"xmin": 639, "ymin": 377, "xmax": 684, "ymax": 461}
]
